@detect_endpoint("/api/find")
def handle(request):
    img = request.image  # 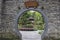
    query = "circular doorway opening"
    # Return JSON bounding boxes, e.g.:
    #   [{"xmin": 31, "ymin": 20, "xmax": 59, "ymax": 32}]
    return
[{"xmin": 18, "ymin": 10, "xmax": 45, "ymax": 34}]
